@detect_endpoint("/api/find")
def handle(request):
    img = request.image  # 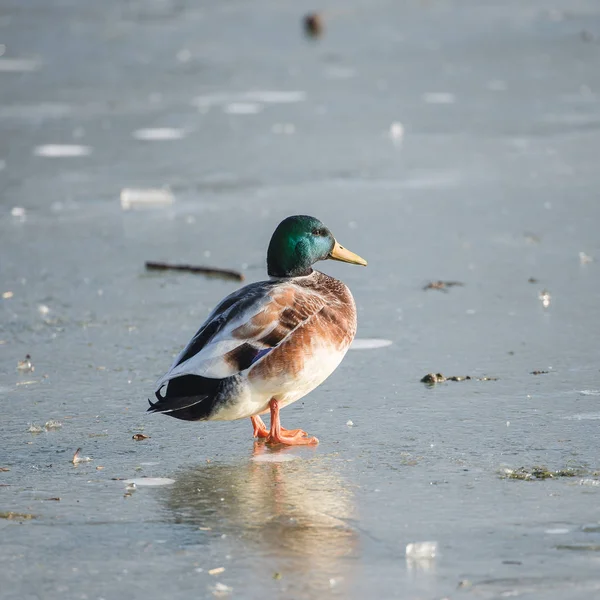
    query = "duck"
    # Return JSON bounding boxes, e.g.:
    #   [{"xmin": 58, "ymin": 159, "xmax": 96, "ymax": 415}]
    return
[{"xmin": 148, "ymin": 215, "xmax": 367, "ymax": 446}]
